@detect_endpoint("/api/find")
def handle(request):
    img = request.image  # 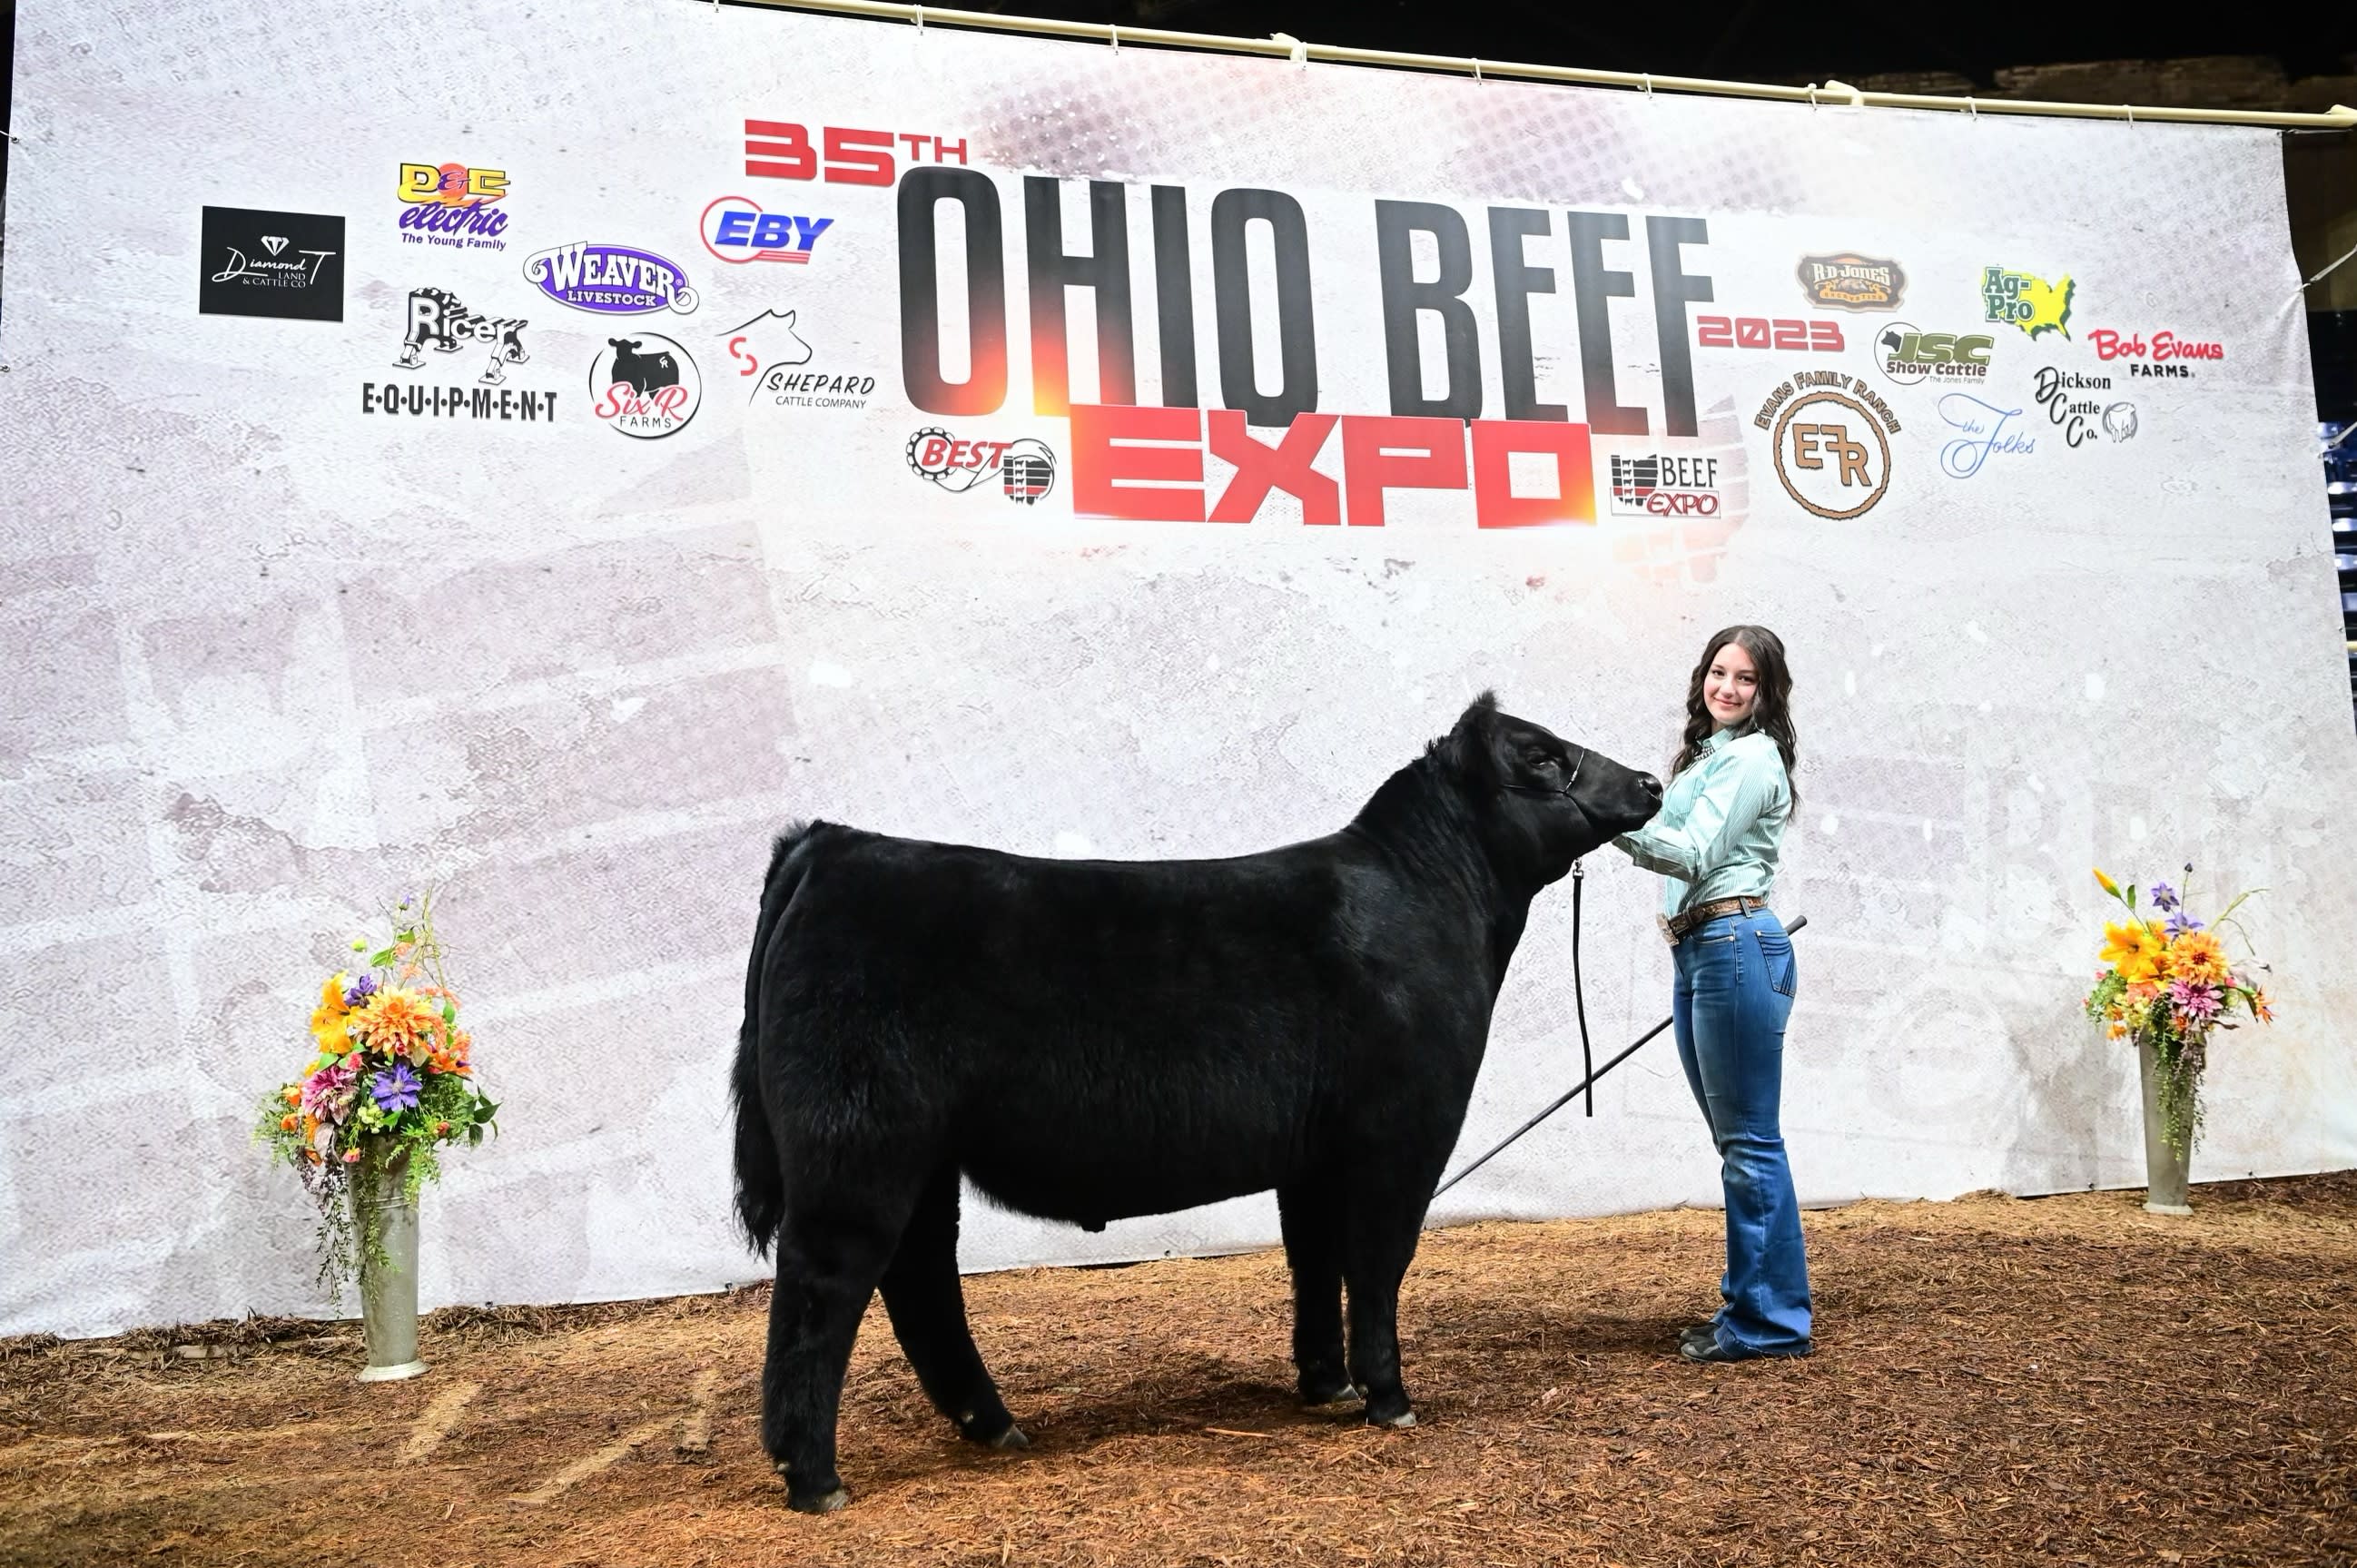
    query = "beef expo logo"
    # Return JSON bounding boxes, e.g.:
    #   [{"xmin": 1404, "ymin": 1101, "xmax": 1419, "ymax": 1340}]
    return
[
  {"xmin": 523, "ymin": 243, "xmax": 700, "ymax": 316},
  {"xmin": 1607, "ymin": 454, "xmax": 1720, "ymax": 517},
  {"xmin": 1754, "ymin": 371, "xmax": 1900, "ymax": 520},
  {"xmin": 722, "ymin": 309, "xmax": 877, "ymax": 410},
  {"xmin": 198, "ymin": 206, "xmax": 345, "ymax": 321},
  {"xmin": 2086, "ymin": 330, "xmax": 2224, "ymax": 379},
  {"xmin": 397, "ymin": 162, "xmax": 509, "ymax": 251},
  {"xmin": 701, "ymin": 197, "xmax": 833, "ymax": 265},
  {"xmin": 1796, "ymin": 254, "xmax": 1905, "ymax": 312},
  {"xmin": 590, "ymin": 335, "xmax": 702, "ymax": 439},
  {"xmin": 906, "ymin": 429, "xmax": 1058, "ymax": 504}
]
